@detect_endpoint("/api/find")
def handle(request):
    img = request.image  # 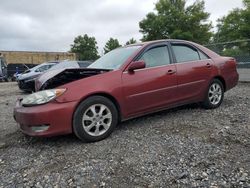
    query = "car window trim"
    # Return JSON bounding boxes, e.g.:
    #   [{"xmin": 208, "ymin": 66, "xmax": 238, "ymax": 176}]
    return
[{"xmin": 170, "ymin": 58, "xmax": 213, "ymax": 66}]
